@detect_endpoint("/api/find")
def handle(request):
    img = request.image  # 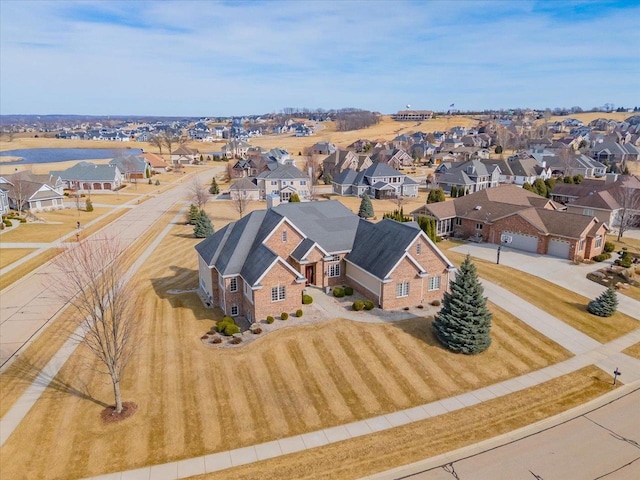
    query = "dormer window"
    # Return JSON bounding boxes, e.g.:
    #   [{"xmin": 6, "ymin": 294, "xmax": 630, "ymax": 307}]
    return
[{"xmin": 282, "ymin": 230, "xmax": 287, "ymax": 242}]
